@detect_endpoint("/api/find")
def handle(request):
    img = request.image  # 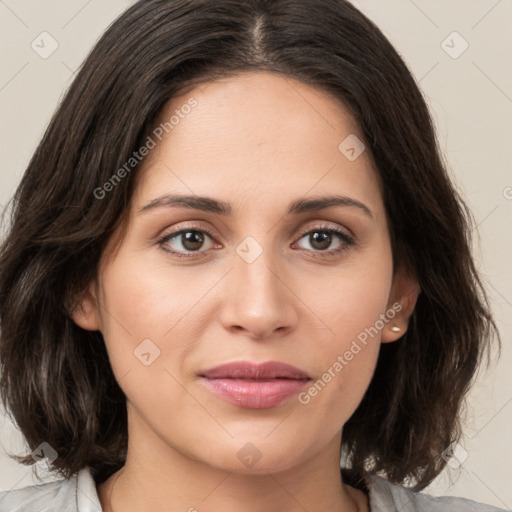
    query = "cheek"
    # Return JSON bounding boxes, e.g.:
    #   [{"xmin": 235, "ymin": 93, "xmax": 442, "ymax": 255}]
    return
[
  {"xmin": 95, "ymin": 259, "xmax": 179, "ymax": 385},
  {"xmin": 292, "ymin": 326, "xmax": 381, "ymax": 452},
  {"xmin": 306, "ymin": 258, "xmax": 393, "ymax": 350},
  {"xmin": 97, "ymin": 254, "xmax": 213, "ymax": 347},
  {"xmin": 295, "ymin": 252, "xmax": 392, "ymax": 423},
  {"xmin": 301, "ymin": 320, "xmax": 381, "ymax": 409},
  {"xmin": 96, "ymin": 254, "xmax": 229, "ymax": 408},
  {"xmin": 95, "ymin": 259, "xmax": 201, "ymax": 430}
]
